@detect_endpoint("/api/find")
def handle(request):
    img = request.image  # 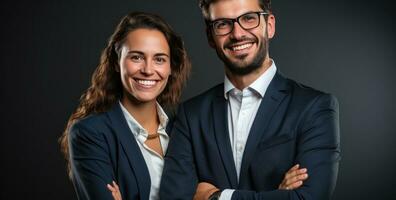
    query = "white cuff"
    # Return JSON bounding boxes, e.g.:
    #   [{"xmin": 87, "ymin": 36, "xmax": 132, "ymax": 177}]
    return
[{"xmin": 219, "ymin": 189, "xmax": 235, "ymax": 200}]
